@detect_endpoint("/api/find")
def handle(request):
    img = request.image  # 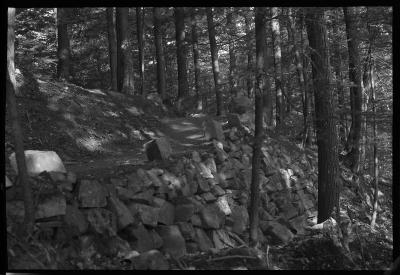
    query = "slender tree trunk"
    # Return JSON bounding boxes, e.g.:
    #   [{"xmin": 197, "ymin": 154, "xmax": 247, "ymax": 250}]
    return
[
  {"xmin": 343, "ymin": 7, "xmax": 362, "ymax": 173},
  {"xmin": 271, "ymin": 7, "xmax": 284, "ymax": 125},
  {"xmin": 106, "ymin": 8, "xmax": 118, "ymax": 91},
  {"xmin": 227, "ymin": 7, "xmax": 237, "ymax": 96},
  {"xmin": 249, "ymin": 7, "xmax": 266, "ymax": 248},
  {"xmin": 116, "ymin": 8, "xmax": 134, "ymax": 94},
  {"xmin": 263, "ymin": 38, "xmax": 273, "ymax": 127},
  {"xmin": 206, "ymin": 7, "xmax": 223, "ymax": 116},
  {"xmin": 175, "ymin": 7, "xmax": 189, "ymax": 100},
  {"xmin": 136, "ymin": 7, "xmax": 145, "ymax": 95},
  {"xmin": 287, "ymin": 8, "xmax": 309, "ymax": 146},
  {"xmin": 244, "ymin": 9, "xmax": 253, "ymax": 98},
  {"xmin": 191, "ymin": 8, "xmax": 202, "ymax": 110},
  {"xmin": 363, "ymin": 15, "xmax": 379, "ymax": 228},
  {"xmin": 153, "ymin": 8, "xmax": 166, "ymax": 100},
  {"xmin": 332, "ymin": 9, "xmax": 347, "ymax": 146},
  {"xmin": 7, "ymin": 8, "xmax": 34, "ymax": 236},
  {"xmin": 300, "ymin": 13, "xmax": 313, "ymax": 146},
  {"xmin": 306, "ymin": 7, "xmax": 340, "ymax": 223},
  {"xmin": 56, "ymin": 8, "xmax": 71, "ymax": 80}
]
